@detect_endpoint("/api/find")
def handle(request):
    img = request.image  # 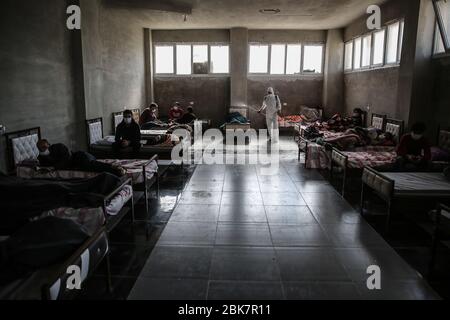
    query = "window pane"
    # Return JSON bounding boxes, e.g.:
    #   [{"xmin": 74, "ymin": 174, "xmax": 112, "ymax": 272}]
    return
[
  {"xmin": 436, "ymin": 0, "xmax": 450, "ymax": 46},
  {"xmin": 176, "ymin": 45, "xmax": 192, "ymax": 75},
  {"xmin": 398, "ymin": 20, "xmax": 404, "ymax": 61},
  {"xmin": 344, "ymin": 42, "xmax": 353, "ymax": 70},
  {"xmin": 155, "ymin": 46, "xmax": 174, "ymax": 74},
  {"xmin": 249, "ymin": 45, "xmax": 269, "ymax": 73},
  {"xmin": 362, "ymin": 34, "xmax": 372, "ymax": 67},
  {"xmin": 210, "ymin": 45, "xmax": 229, "ymax": 73},
  {"xmin": 303, "ymin": 45, "xmax": 323, "ymax": 74},
  {"xmin": 354, "ymin": 37, "xmax": 362, "ymax": 69},
  {"xmin": 435, "ymin": 22, "xmax": 446, "ymax": 54},
  {"xmin": 193, "ymin": 45, "xmax": 208, "ymax": 74},
  {"xmin": 373, "ymin": 30, "xmax": 385, "ymax": 65},
  {"xmin": 387, "ymin": 22, "xmax": 400, "ymax": 63},
  {"xmin": 286, "ymin": 44, "xmax": 301, "ymax": 74},
  {"xmin": 270, "ymin": 44, "xmax": 286, "ymax": 74}
]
